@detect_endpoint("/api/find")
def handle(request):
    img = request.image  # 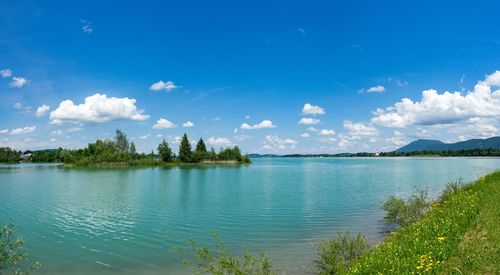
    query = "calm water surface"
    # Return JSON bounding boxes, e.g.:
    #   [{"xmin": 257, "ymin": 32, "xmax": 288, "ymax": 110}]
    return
[{"xmin": 1, "ymin": 158, "xmax": 499, "ymax": 274}]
